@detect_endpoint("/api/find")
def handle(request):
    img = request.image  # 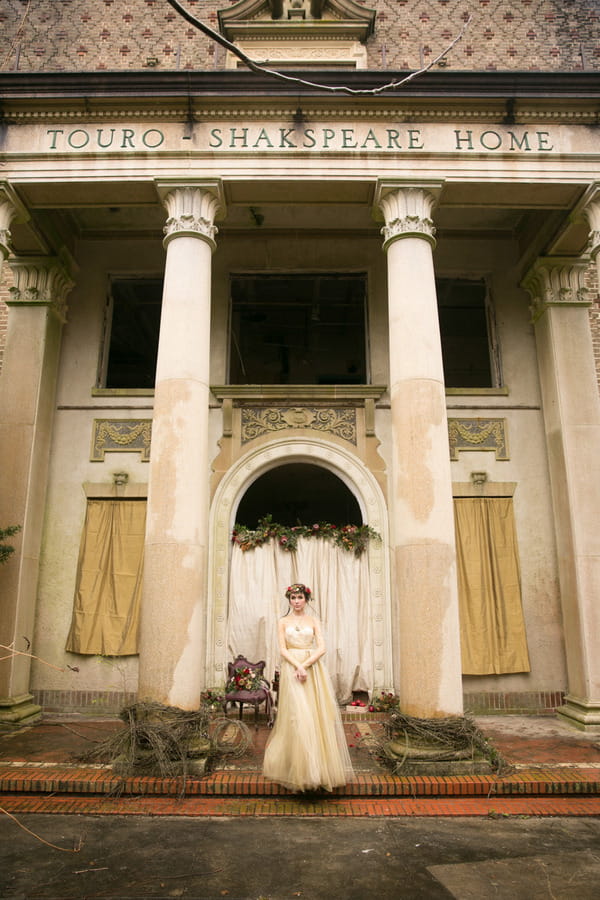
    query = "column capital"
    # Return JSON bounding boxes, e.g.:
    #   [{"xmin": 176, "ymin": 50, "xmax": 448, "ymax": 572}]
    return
[
  {"xmin": 374, "ymin": 180, "xmax": 443, "ymax": 251},
  {"xmin": 521, "ymin": 256, "xmax": 593, "ymax": 322},
  {"xmin": 7, "ymin": 255, "xmax": 76, "ymax": 323},
  {"xmin": 155, "ymin": 180, "xmax": 225, "ymax": 250},
  {"xmin": 0, "ymin": 183, "xmax": 30, "ymax": 261}
]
